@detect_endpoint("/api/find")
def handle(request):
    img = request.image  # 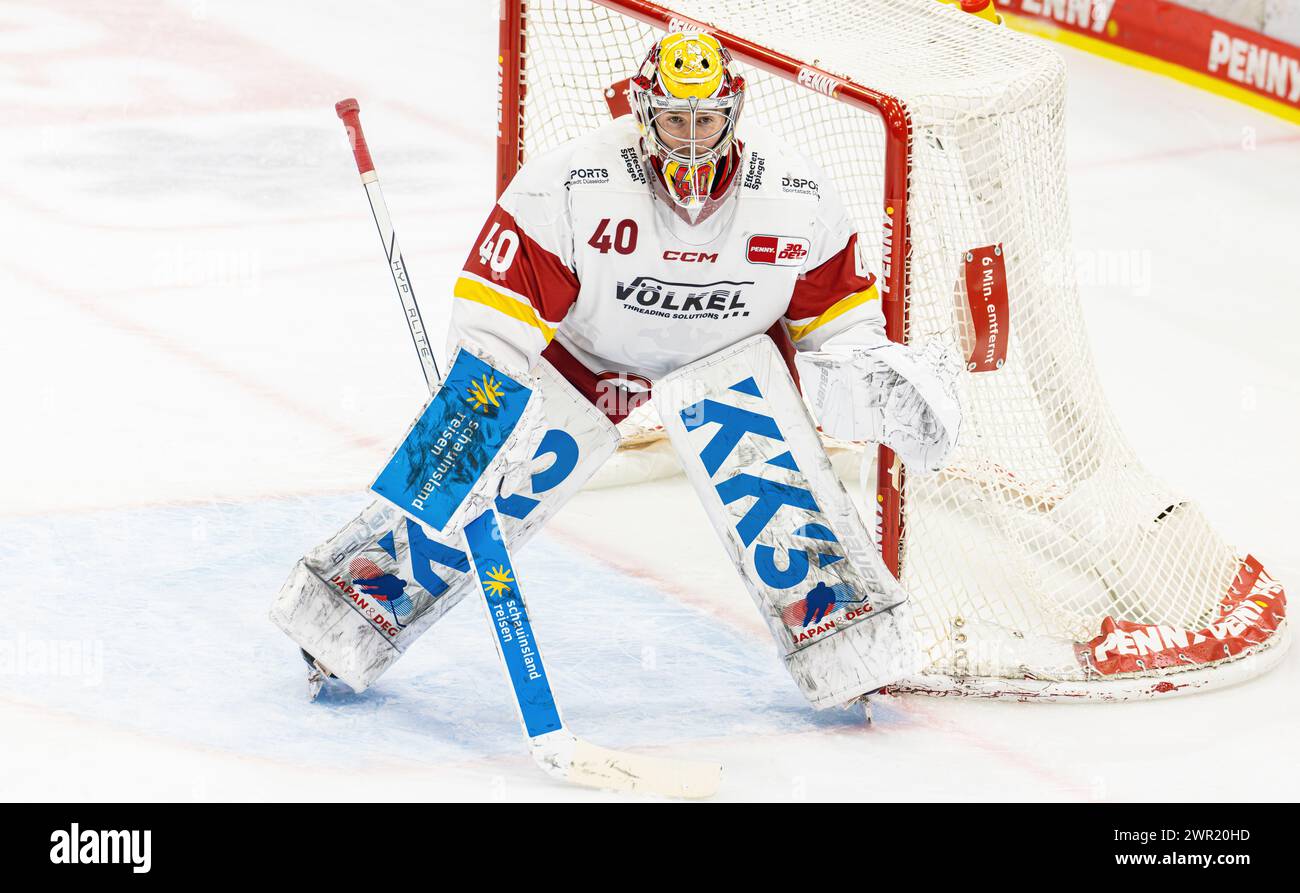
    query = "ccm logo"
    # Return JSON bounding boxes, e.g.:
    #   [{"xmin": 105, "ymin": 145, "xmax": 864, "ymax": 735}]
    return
[
  {"xmin": 747, "ymin": 235, "xmax": 810, "ymax": 266},
  {"xmin": 663, "ymin": 250, "xmax": 718, "ymax": 263}
]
